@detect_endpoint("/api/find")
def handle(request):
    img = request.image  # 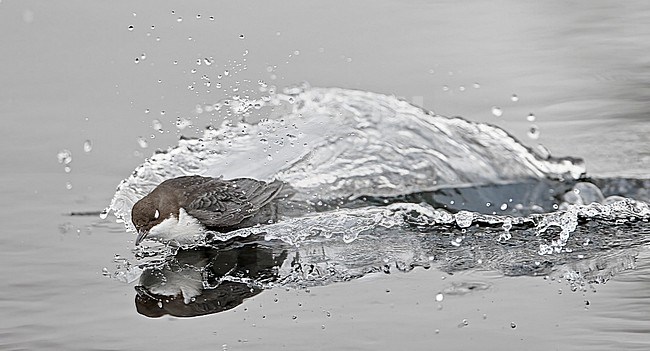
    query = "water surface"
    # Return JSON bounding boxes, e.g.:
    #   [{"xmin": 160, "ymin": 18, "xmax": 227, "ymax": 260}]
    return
[{"xmin": 1, "ymin": 1, "xmax": 649, "ymax": 350}]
